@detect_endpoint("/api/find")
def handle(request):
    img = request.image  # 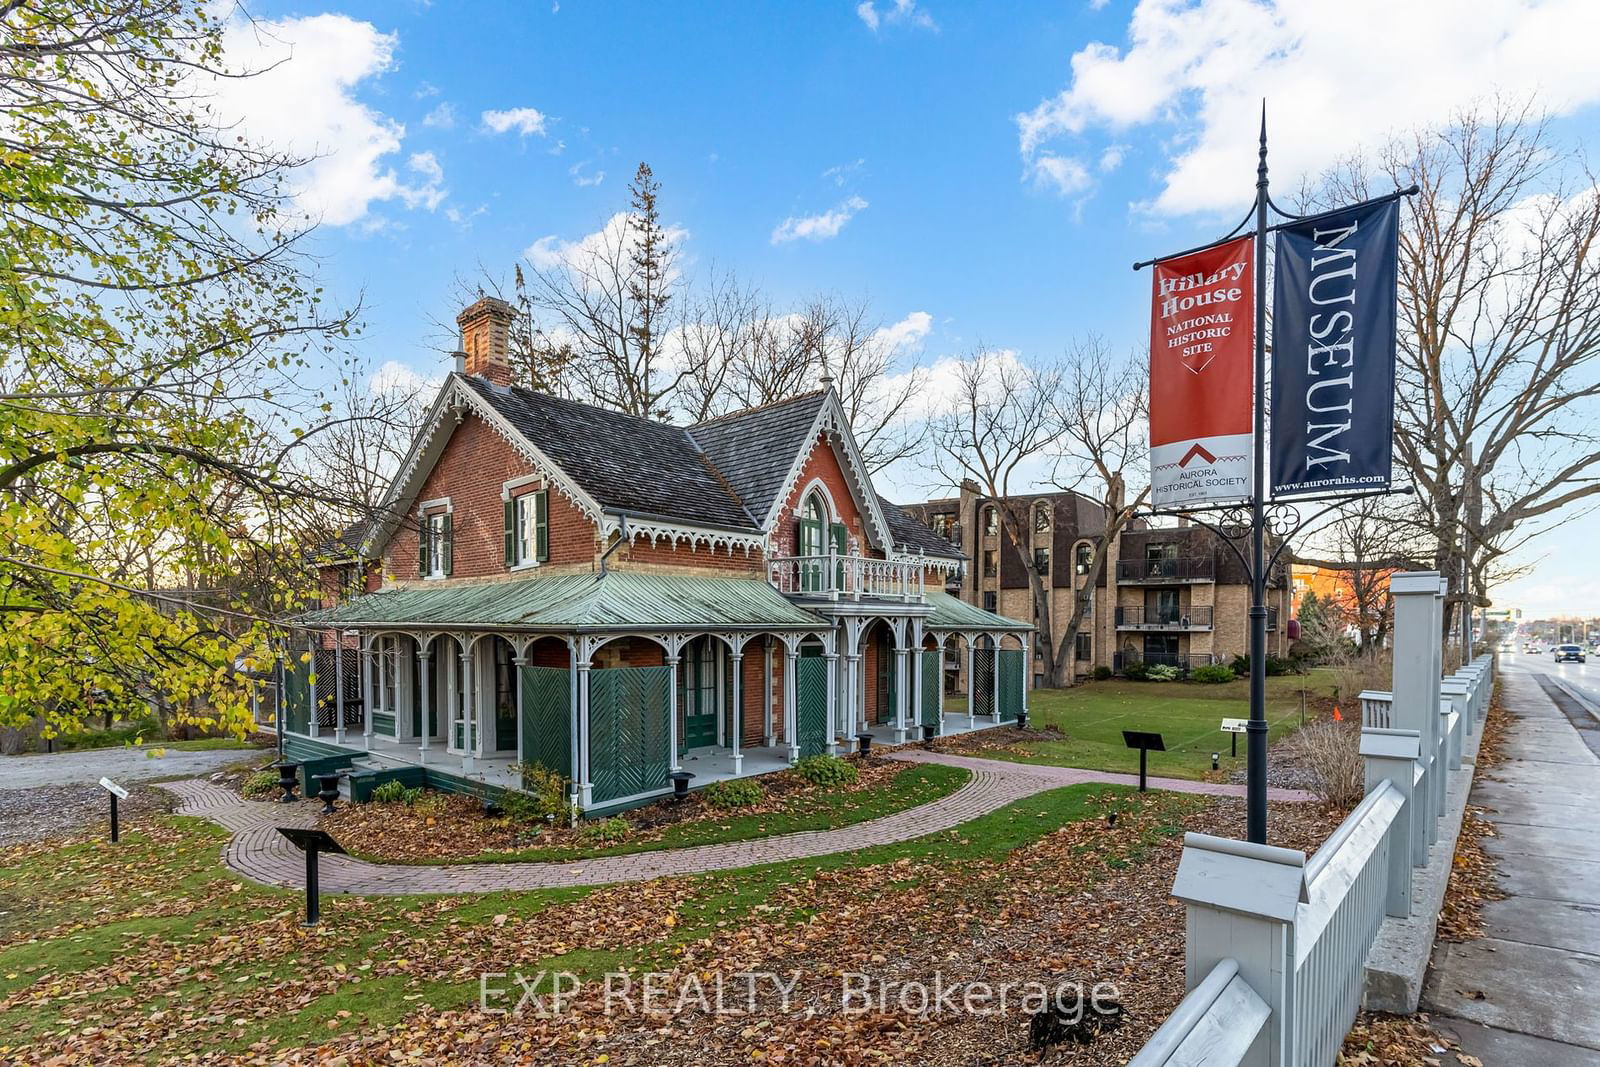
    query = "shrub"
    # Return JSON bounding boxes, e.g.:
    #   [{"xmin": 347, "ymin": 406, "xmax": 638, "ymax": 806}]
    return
[
  {"xmin": 1122, "ymin": 662, "xmax": 1151, "ymax": 681},
  {"xmin": 1228, "ymin": 654, "xmax": 1297, "ymax": 677},
  {"xmin": 371, "ymin": 780, "xmax": 407, "ymax": 805},
  {"xmin": 241, "ymin": 769, "xmax": 279, "ymax": 798},
  {"xmin": 1147, "ymin": 664, "xmax": 1180, "ymax": 682},
  {"xmin": 1294, "ymin": 720, "xmax": 1363, "ymax": 809},
  {"xmin": 1191, "ymin": 664, "xmax": 1236, "ymax": 684},
  {"xmin": 575, "ymin": 816, "xmax": 631, "ymax": 846},
  {"xmin": 703, "ymin": 778, "xmax": 766, "ymax": 809},
  {"xmin": 1092, "ymin": 666, "xmax": 1114, "ymax": 681},
  {"xmin": 794, "ymin": 753, "xmax": 859, "ymax": 787},
  {"xmin": 502, "ymin": 763, "xmax": 571, "ymax": 824},
  {"xmin": 400, "ymin": 786, "xmax": 424, "ymax": 807}
]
